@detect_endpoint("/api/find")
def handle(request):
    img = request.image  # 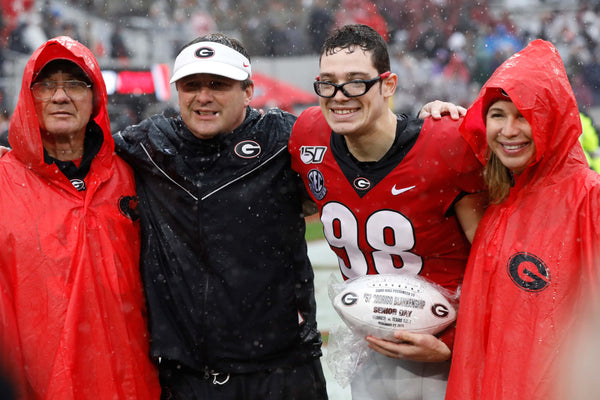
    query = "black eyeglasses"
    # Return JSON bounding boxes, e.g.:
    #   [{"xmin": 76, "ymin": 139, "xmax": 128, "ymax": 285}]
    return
[
  {"xmin": 31, "ymin": 80, "xmax": 92, "ymax": 100},
  {"xmin": 313, "ymin": 71, "xmax": 391, "ymax": 98}
]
